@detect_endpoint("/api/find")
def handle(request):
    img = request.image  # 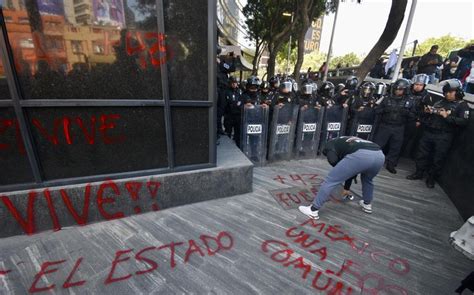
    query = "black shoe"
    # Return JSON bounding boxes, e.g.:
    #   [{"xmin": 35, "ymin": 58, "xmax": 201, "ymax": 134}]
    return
[
  {"xmin": 426, "ymin": 177, "xmax": 435, "ymax": 188},
  {"xmin": 406, "ymin": 172, "xmax": 423, "ymax": 180},
  {"xmin": 386, "ymin": 165, "xmax": 397, "ymax": 174}
]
